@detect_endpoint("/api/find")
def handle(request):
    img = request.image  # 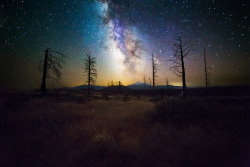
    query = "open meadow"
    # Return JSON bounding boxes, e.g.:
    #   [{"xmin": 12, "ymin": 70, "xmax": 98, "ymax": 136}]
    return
[{"xmin": 0, "ymin": 90, "xmax": 250, "ymax": 167}]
